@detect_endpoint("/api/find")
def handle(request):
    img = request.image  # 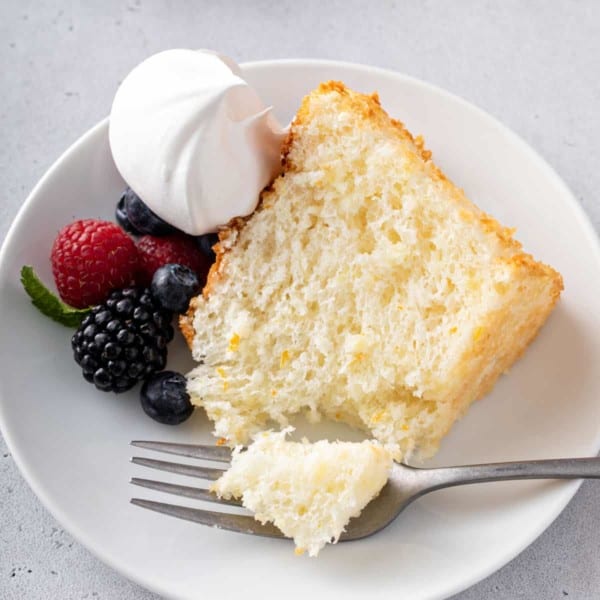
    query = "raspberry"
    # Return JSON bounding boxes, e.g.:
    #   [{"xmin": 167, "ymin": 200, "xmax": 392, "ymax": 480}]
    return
[
  {"xmin": 136, "ymin": 234, "xmax": 211, "ymax": 286},
  {"xmin": 51, "ymin": 219, "xmax": 139, "ymax": 308}
]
